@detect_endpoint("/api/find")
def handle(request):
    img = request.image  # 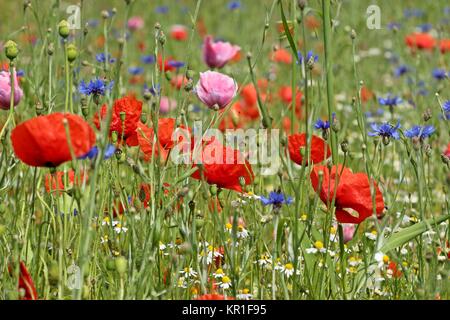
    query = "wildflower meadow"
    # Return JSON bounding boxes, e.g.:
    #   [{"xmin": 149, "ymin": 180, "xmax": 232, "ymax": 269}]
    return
[{"xmin": 0, "ymin": 0, "xmax": 449, "ymax": 302}]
